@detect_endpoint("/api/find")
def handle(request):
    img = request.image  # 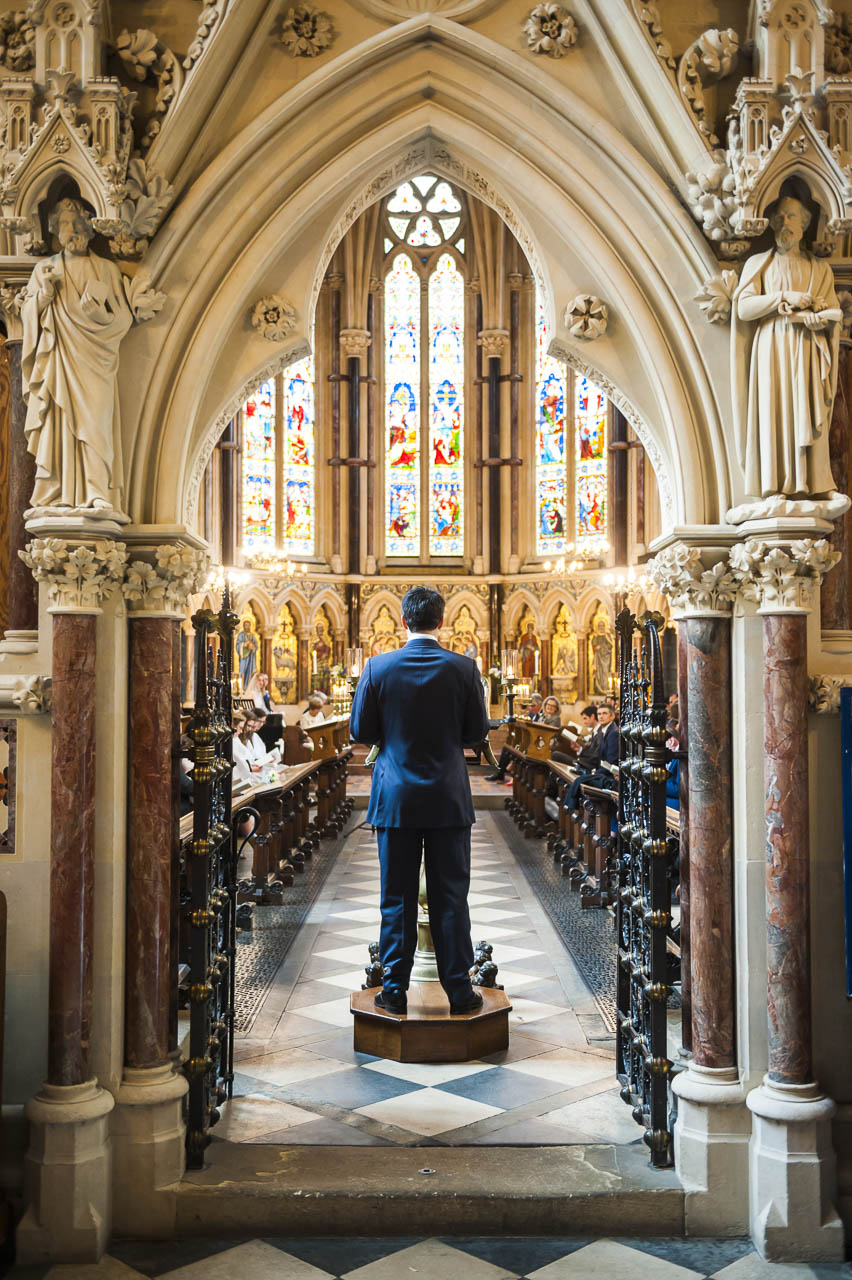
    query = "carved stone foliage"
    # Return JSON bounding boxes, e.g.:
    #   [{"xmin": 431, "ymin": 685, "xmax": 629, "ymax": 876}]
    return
[
  {"xmin": 632, "ymin": 1, "xmax": 674, "ymax": 69},
  {"xmin": 523, "ymin": 5, "xmax": 578, "ymax": 58},
  {"xmin": 11, "ymin": 674, "xmax": 51, "ymax": 714},
  {"xmin": 677, "ymin": 28, "xmax": 739, "ymax": 149},
  {"xmin": 729, "ymin": 537, "xmax": 840, "ymax": 612},
  {"xmin": 695, "ymin": 268, "xmax": 738, "ymax": 324},
  {"xmin": 649, "ymin": 542, "xmax": 738, "ymax": 616},
  {"xmin": 20, "ymin": 538, "xmax": 128, "ymax": 611},
  {"xmin": 564, "ymin": 294, "xmax": 608, "ymax": 340},
  {"xmin": 808, "ymin": 674, "xmax": 849, "ymax": 712},
  {"xmin": 251, "ymin": 294, "xmax": 297, "ymax": 341},
  {"xmin": 123, "ymin": 546, "xmax": 210, "ymax": 616},
  {"xmin": 0, "ymin": 11, "xmax": 35, "ymax": 72},
  {"xmin": 279, "ymin": 5, "xmax": 335, "ymax": 58}
]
